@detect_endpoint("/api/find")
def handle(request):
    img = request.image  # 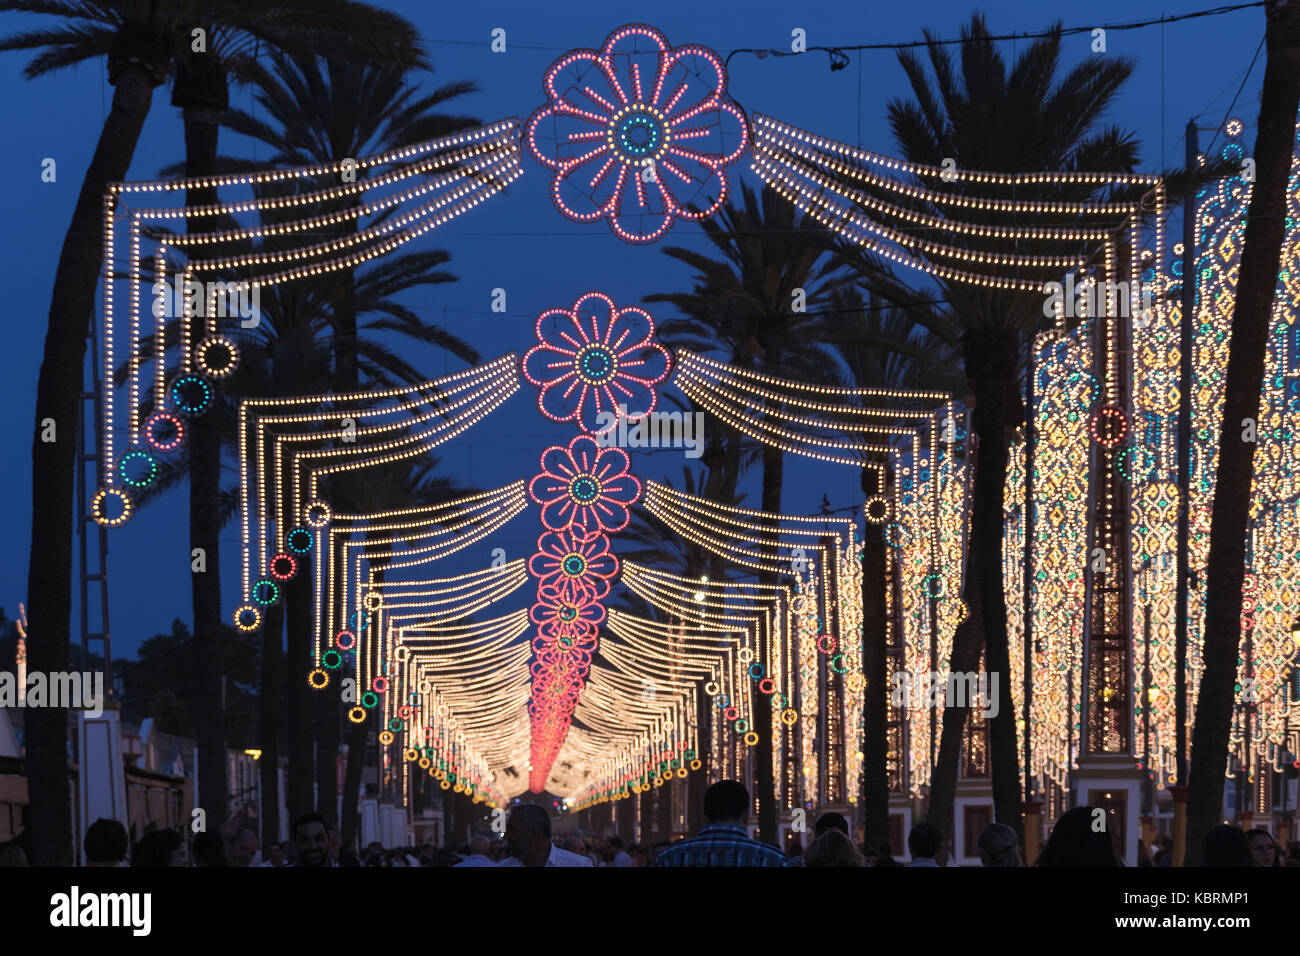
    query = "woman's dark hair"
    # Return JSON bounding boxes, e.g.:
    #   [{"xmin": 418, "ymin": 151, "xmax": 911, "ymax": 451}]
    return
[
  {"xmin": 1201, "ymin": 825, "xmax": 1252, "ymax": 867},
  {"xmin": 1035, "ymin": 807, "xmax": 1122, "ymax": 867},
  {"xmin": 84, "ymin": 818, "xmax": 128, "ymax": 863},
  {"xmin": 191, "ymin": 830, "xmax": 228, "ymax": 867},
  {"xmin": 131, "ymin": 829, "xmax": 183, "ymax": 867}
]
